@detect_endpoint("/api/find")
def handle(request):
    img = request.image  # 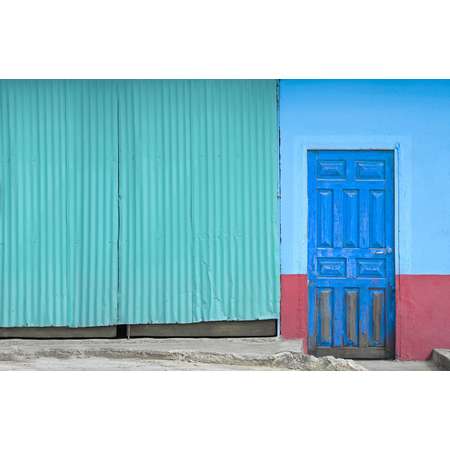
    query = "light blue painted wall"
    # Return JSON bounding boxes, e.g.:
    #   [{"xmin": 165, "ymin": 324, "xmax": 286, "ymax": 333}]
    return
[{"xmin": 280, "ymin": 80, "xmax": 450, "ymax": 275}]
